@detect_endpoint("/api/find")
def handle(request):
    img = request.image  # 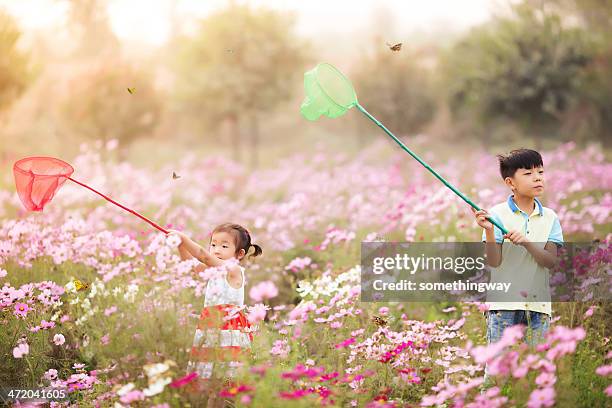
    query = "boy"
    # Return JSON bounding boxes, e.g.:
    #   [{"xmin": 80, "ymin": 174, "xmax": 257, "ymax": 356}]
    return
[{"xmin": 472, "ymin": 148, "xmax": 563, "ymax": 387}]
